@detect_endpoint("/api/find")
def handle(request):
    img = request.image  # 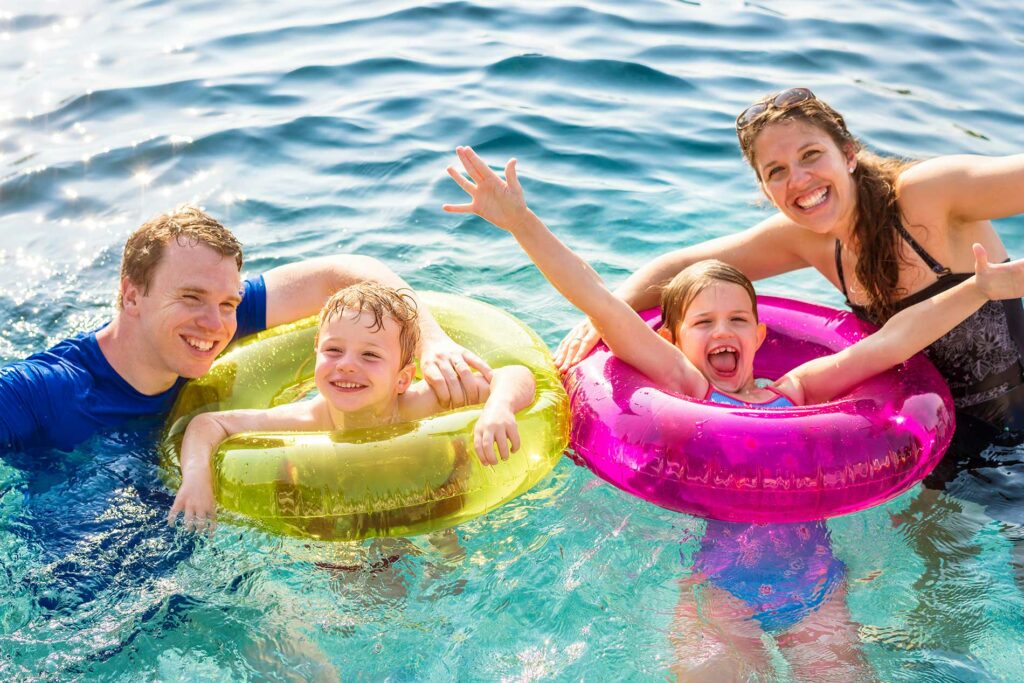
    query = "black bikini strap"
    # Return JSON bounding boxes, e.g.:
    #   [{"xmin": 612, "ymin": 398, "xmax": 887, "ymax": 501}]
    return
[
  {"xmin": 834, "ymin": 240, "xmax": 849, "ymax": 298},
  {"xmin": 895, "ymin": 223, "xmax": 952, "ymax": 276}
]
